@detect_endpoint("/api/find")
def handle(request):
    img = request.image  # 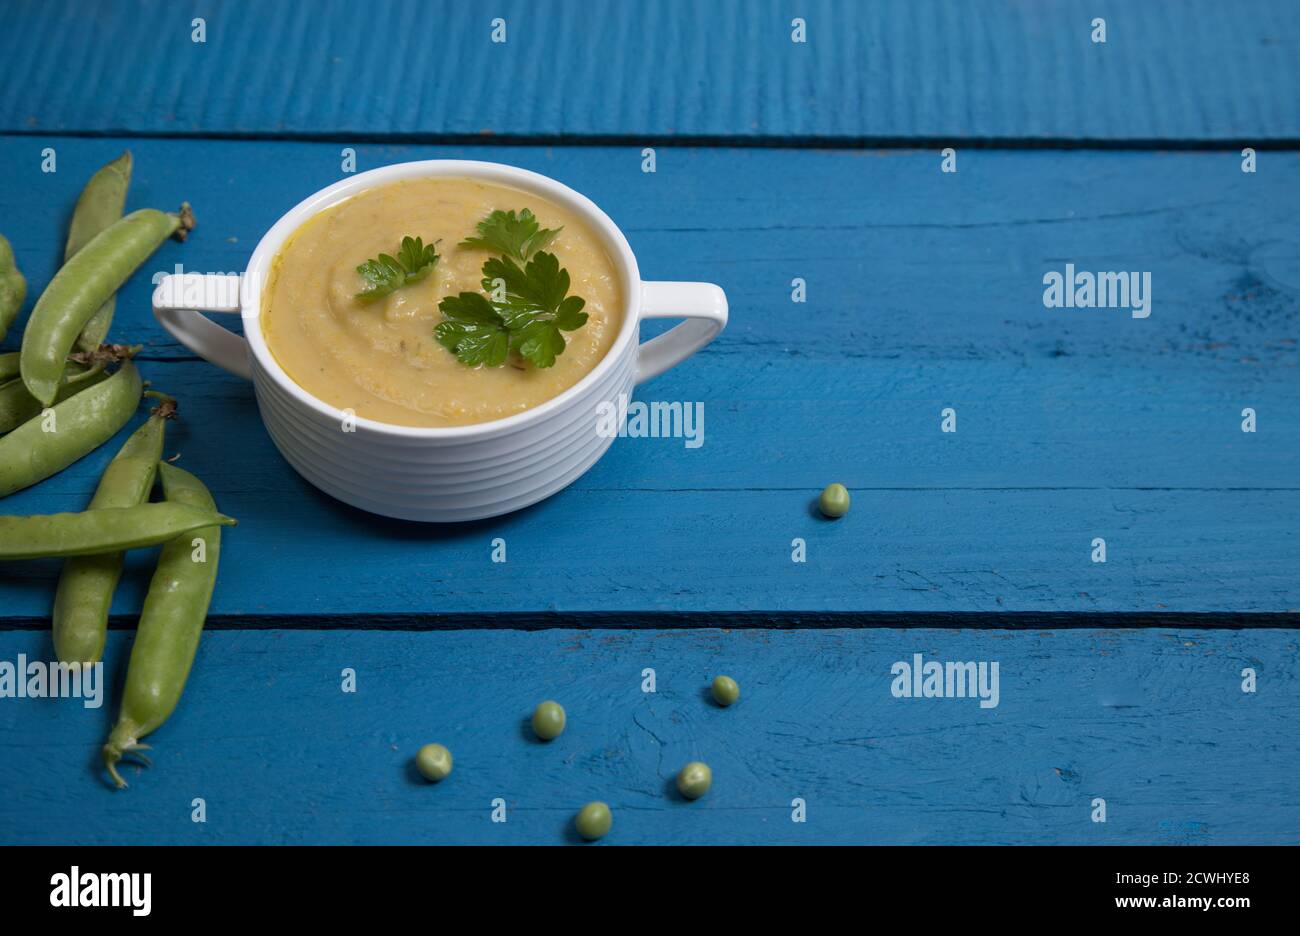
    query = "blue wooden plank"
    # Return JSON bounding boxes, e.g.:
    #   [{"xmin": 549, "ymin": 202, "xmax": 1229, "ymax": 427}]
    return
[
  {"xmin": 1, "ymin": 363, "xmax": 1297, "ymax": 619},
  {"xmin": 5, "ymin": 139, "xmax": 1298, "ymax": 372},
  {"xmin": 5, "ymin": 454, "xmax": 1298, "ymax": 619},
  {"xmin": 0, "ymin": 628, "xmax": 1294, "ymax": 844},
  {"xmin": 3, "ymin": 0, "xmax": 1298, "ymax": 142},
  {"xmin": 0, "ymin": 138, "xmax": 1297, "ymax": 617}
]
